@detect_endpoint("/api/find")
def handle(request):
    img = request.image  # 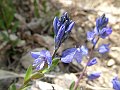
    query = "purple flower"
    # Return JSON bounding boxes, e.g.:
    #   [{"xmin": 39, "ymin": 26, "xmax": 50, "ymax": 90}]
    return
[
  {"xmin": 87, "ymin": 57, "xmax": 97, "ymax": 66},
  {"xmin": 112, "ymin": 77, "xmax": 120, "ymax": 90},
  {"xmin": 99, "ymin": 27, "xmax": 112, "ymax": 39},
  {"xmin": 53, "ymin": 12, "xmax": 75, "ymax": 49},
  {"xmin": 98, "ymin": 44, "xmax": 110, "ymax": 54},
  {"xmin": 61, "ymin": 45, "xmax": 88, "ymax": 63},
  {"xmin": 31, "ymin": 50, "xmax": 52, "ymax": 71},
  {"xmin": 88, "ymin": 72, "xmax": 101, "ymax": 80},
  {"xmin": 95, "ymin": 14, "xmax": 108, "ymax": 35}
]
